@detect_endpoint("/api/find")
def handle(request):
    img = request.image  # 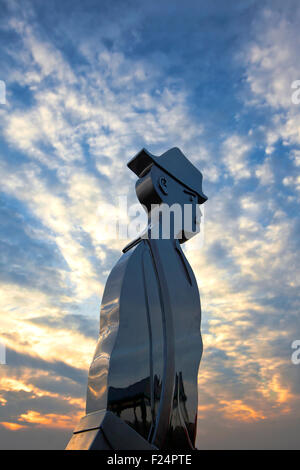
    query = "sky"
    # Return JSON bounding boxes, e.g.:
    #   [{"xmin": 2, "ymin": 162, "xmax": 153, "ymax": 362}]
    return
[{"xmin": 0, "ymin": 0, "xmax": 299, "ymax": 449}]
